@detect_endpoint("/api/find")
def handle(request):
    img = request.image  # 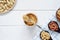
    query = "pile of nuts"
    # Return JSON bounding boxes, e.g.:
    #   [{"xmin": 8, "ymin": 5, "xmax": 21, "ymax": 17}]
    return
[
  {"xmin": 0, "ymin": 0, "xmax": 15, "ymax": 14},
  {"xmin": 40, "ymin": 31, "xmax": 51, "ymax": 40}
]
